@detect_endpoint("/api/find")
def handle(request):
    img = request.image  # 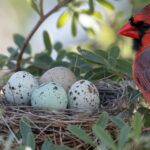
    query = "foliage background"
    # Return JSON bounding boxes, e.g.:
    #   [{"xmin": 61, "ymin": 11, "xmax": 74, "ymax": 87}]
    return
[
  {"xmin": 0, "ymin": 0, "xmax": 150, "ymax": 150},
  {"xmin": 1, "ymin": 0, "xmax": 149, "ymax": 57}
]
